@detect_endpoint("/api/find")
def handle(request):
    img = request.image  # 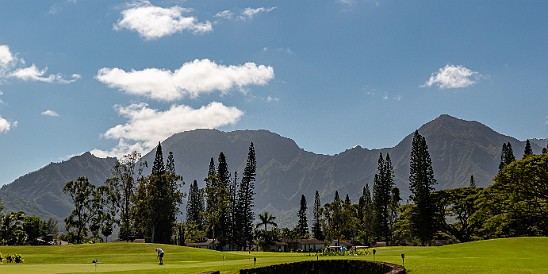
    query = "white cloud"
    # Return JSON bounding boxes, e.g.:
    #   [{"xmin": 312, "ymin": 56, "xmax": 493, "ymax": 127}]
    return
[
  {"xmin": 41, "ymin": 110, "xmax": 60, "ymax": 117},
  {"xmin": 1, "ymin": 44, "xmax": 80, "ymax": 84},
  {"xmin": 216, "ymin": 7, "xmax": 276, "ymax": 21},
  {"xmin": 0, "ymin": 115, "xmax": 16, "ymax": 133},
  {"xmin": 114, "ymin": 1, "xmax": 212, "ymax": 40},
  {"xmin": 10, "ymin": 65, "xmax": 81, "ymax": 84},
  {"xmin": 96, "ymin": 59, "xmax": 275, "ymax": 102},
  {"xmin": 91, "ymin": 102, "xmax": 243, "ymax": 158},
  {"xmin": 422, "ymin": 65, "xmax": 482, "ymax": 89},
  {"xmin": 215, "ymin": 10, "xmax": 234, "ymax": 20},
  {"xmin": 0, "ymin": 45, "xmax": 16, "ymax": 76},
  {"xmin": 265, "ymin": 95, "xmax": 279, "ymax": 103},
  {"xmin": 241, "ymin": 7, "xmax": 276, "ymax": 20}
]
